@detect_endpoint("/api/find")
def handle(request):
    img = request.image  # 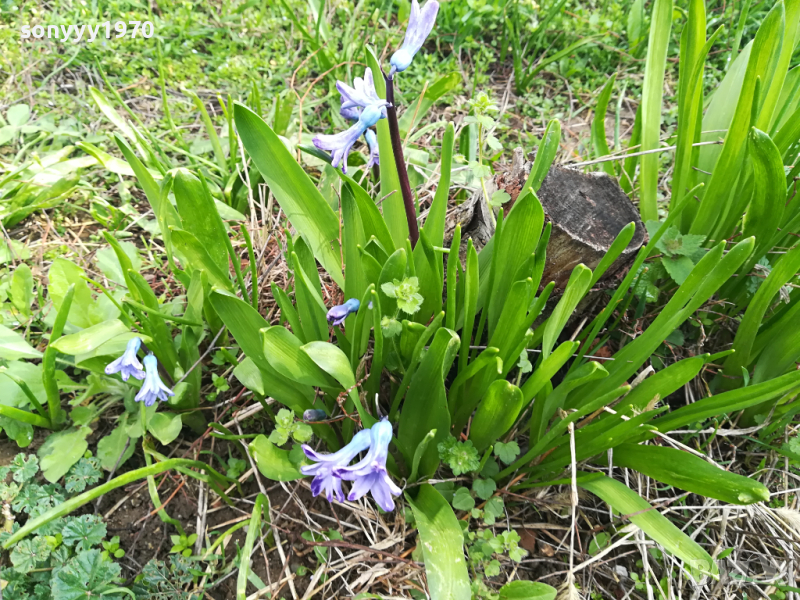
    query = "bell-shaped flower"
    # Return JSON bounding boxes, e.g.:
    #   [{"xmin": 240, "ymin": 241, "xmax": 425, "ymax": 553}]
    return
[
  {"xmin": 390, "ymin": 0, "xmax": 440, "ymax": 75},
  {"xmin": 337, "ymin": 69, "xmax": 385, "ymax": 112},
  {"xmin": 301, "ymin": 429, "xmax": 372, "ymax": 502},
  {"xmin": 105, "ymin": 337, "xmax": 145, "ymax": 381},
  {"xmin": 335, "ymin": 419, "xmax": 402, "ymax": 512},
  {"xmin": 314, "ymin": 105, "xmax": 386, "ymax": 173},
  {"xmin": 326, "ymin": 298, "xmax": 360, "ymax": 326},
  {"xmin": 135, "ymin": 354, "xmax": 175, "ymax": 407},
  {"xmin": 365, "ymin": 129, "xmax": 380, "ymax": 168}
]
